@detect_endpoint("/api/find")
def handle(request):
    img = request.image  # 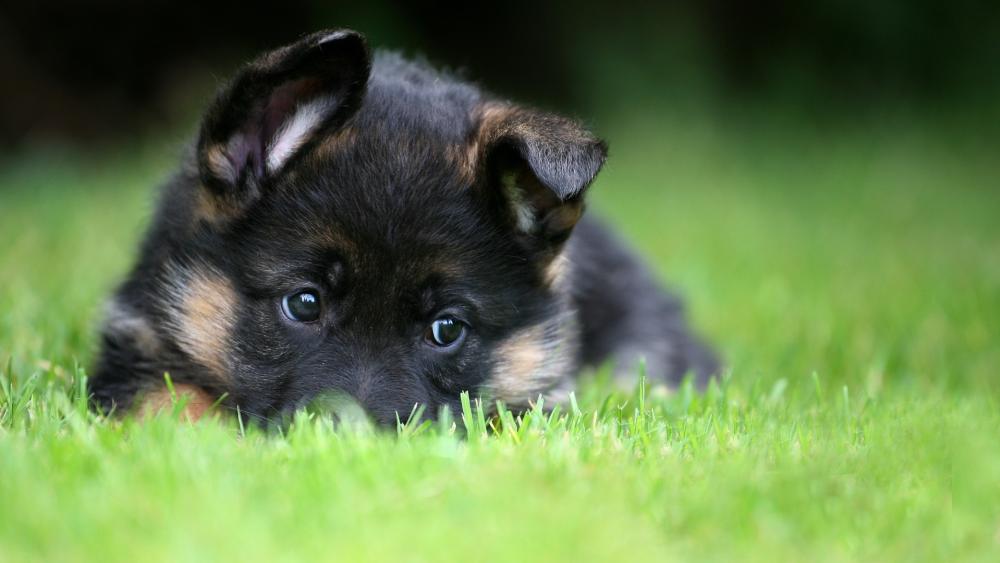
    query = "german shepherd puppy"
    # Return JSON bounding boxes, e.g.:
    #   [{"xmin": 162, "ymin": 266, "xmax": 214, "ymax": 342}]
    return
[{"xmin": 90, "ymin": 30, "xmax": 718, "ymax": 425}]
